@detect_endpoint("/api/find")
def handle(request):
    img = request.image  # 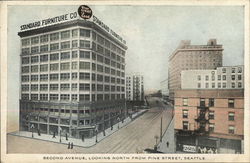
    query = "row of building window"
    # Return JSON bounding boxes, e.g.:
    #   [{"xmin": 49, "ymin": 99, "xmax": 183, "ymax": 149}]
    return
[
  {"xmin": 25, "ymin": 116, "xmax": 93, "ymax": 126},
  {"xmin": 21, "ymin": 29, "xmax": 90, "ymax": 46},
  {"xmin": 198, "ymin": 74, "xmax": 242, "ymax": 81},
  {"xmin": 92, "ymin": 42, "xmax": 125, "ymax": 62},
  {"xmin": 182, "ymin": 98, "xmax": 235, "ymax": 108},
  {"xmin": 21, "ymin": 73, "xmax": 125, "ymax": 83},
  {"xmin": 182, "ymin": 121, "xmax": 236, "ymax": 134},
  {"xmin": 21, "ymin": 93, "xmax": 125, "ymax": 101},
  {"xmin": 221, "ymin": 67, "xmax": 242, "ymax": 73},
  {"xmin": 27, "ymin": 108, "xmax": 91, "ymax": 114},
  {"xmin": 21, "ymin": 84, "xmax": 125, "ymax": 92},
  {"xmin": 22, "ymin": 61, "xmax": 90, "ymax": 72},
  {"xmin": 22, "ymin": 40, "xmax": 91, "ymax": 55},
  {"xmin": 92, "ymin": 31, "xmax": 125, "ymax": 56},
  {"xmin": 182, "ymin": 110, "xmax": 235, "ymax": 121},
  {"xmin": 197, "ymin": 82, "xmax": 242, "ymax": 88},
  {"xmin": 22, "ymin": 50, "xmax": 125, "ymax": 66},
  {"xmin": 22, "ymin": 29, "xmax": 125, "ymax": 56}
]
